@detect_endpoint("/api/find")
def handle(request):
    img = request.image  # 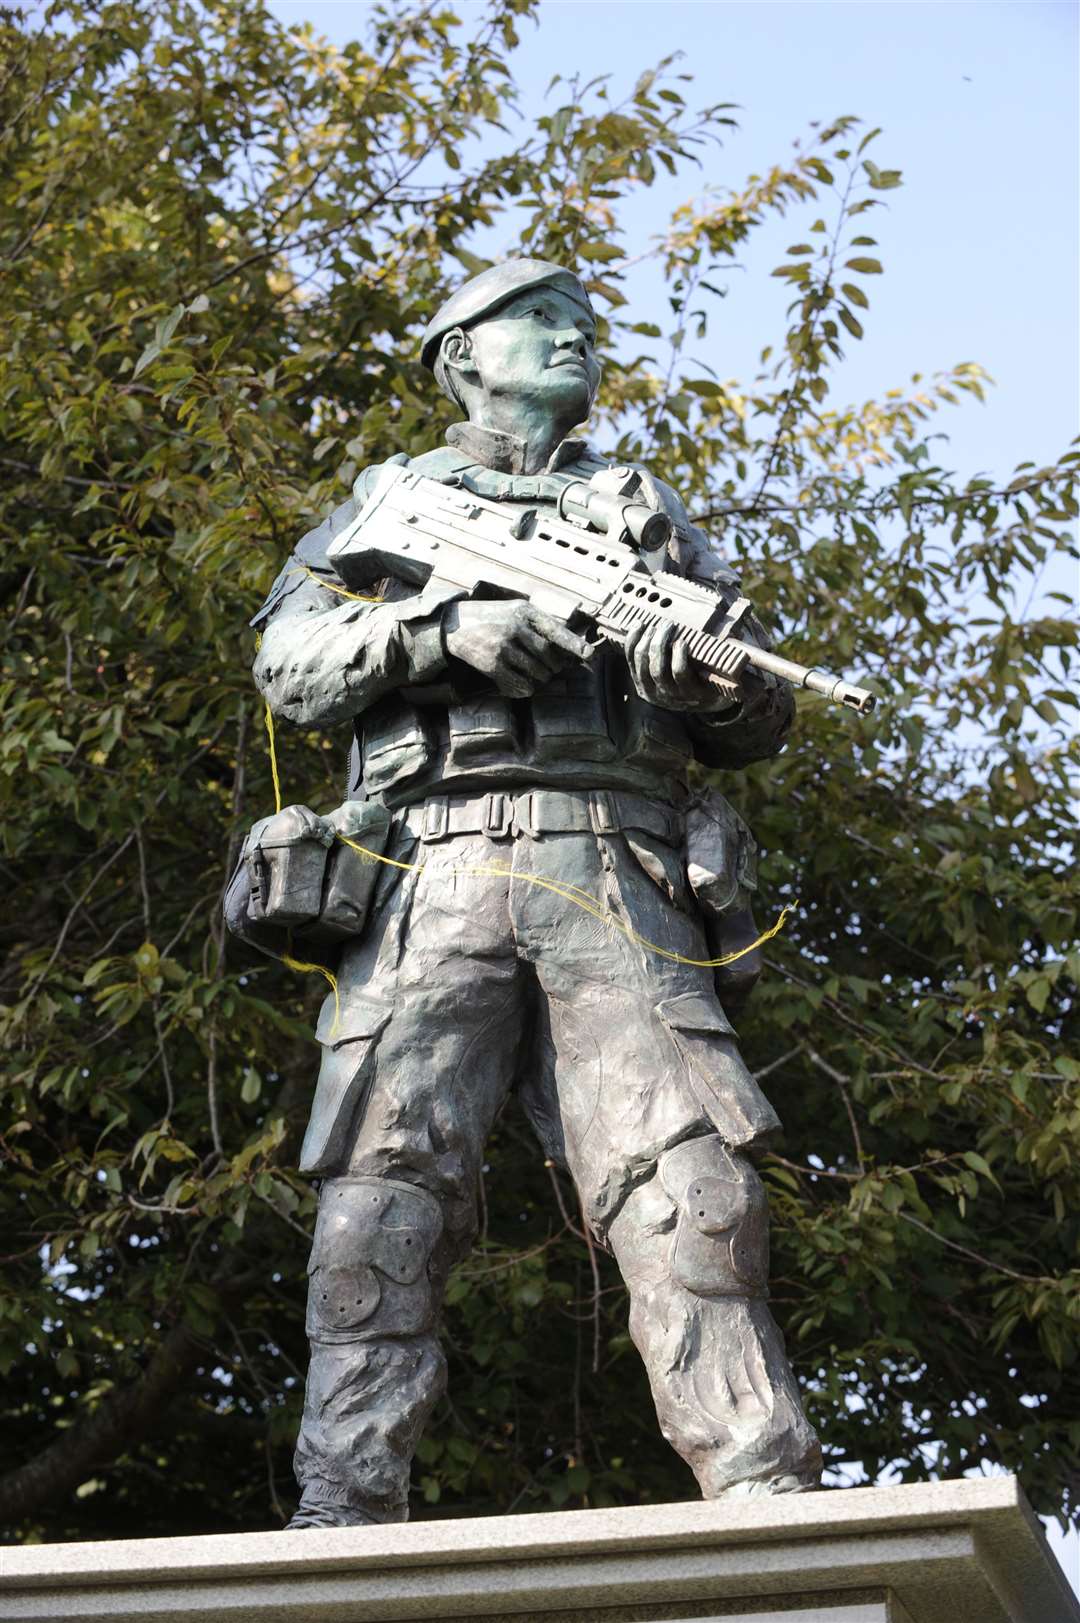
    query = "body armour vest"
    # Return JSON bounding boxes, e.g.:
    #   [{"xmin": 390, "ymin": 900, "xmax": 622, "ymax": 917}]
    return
[
  {"xmin": 351, "ymin": 644, "xmax": 697, "ymax": 807},
  {"xmin": 254, "ymin": 434, "xmax": 785, "ymax": 812}
]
